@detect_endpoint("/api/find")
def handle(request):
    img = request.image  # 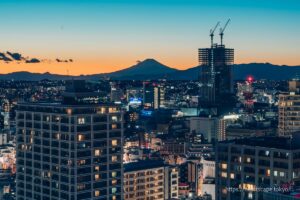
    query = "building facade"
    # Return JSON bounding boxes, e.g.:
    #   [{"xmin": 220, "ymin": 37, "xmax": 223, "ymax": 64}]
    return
[
  {"xmin": 216, "ymin": 135, "xmax": 300, "ymax": 200},
  {"xmin": 279, "ymin": 93, "xmax": 300, "ymax": 136},
  {"xmin": 198, "ymin": 44, "xmax": 234, "ymax": 107},
  {"xmin": 143, "ymin": 82, "xmax": 165, "ymax": 109},
  {"xmin": 16, "ymin": 81, "xmax": 124, "ymax": 200},
  {"xmin": 123, "ymin": 160, "xmax": 178, "ymax": 200},
  {"xmin": 279, "ymin": 80, "xmax": 300, "ymax": 136}
]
